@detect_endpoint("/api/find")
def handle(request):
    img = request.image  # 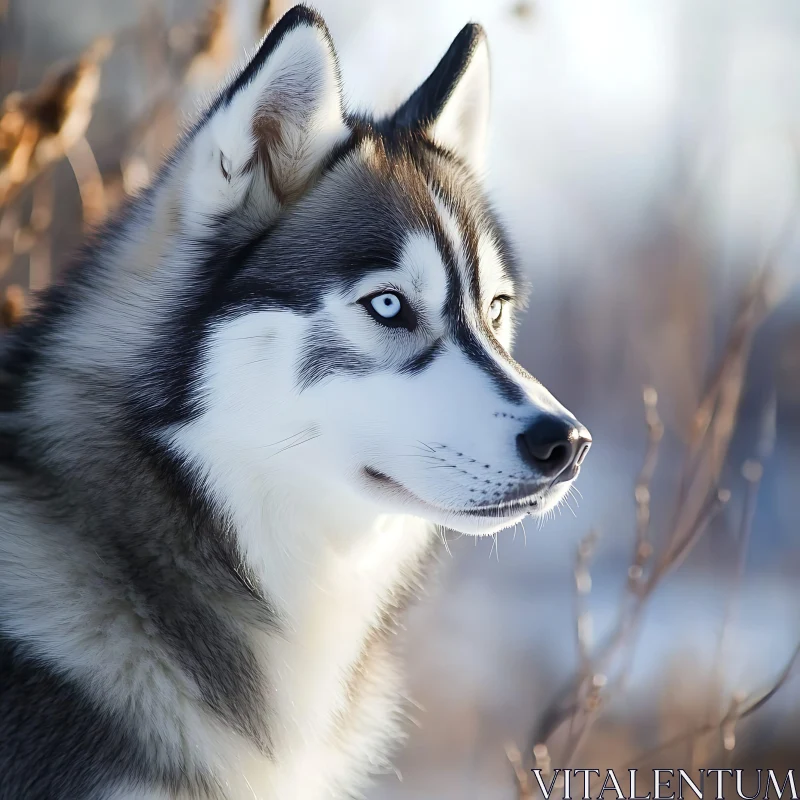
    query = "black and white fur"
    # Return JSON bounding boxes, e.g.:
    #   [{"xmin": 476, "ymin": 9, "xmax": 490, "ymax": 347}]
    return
[{"xmin": 0, "ymin": 7, "xmax": 590, "ymax": 799}]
